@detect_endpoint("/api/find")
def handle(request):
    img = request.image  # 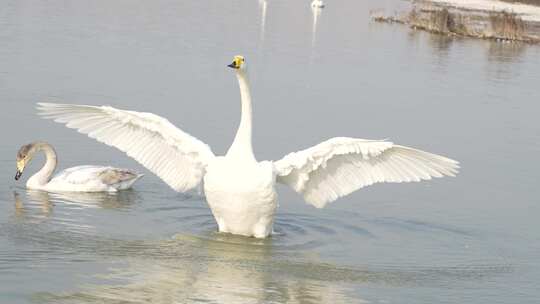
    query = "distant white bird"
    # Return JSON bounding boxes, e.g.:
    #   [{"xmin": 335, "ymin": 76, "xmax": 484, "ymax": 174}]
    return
[
  {"xmin": 311, "ymin": 0, "xmax": 325, "ymax": 8},
  {"xmin": 15, "ymin": 141, "xmax": 142, "ymax": 192},
  {"xmin": 37, "ymin": 55, "xmax": 458, "ymax": 238}
]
